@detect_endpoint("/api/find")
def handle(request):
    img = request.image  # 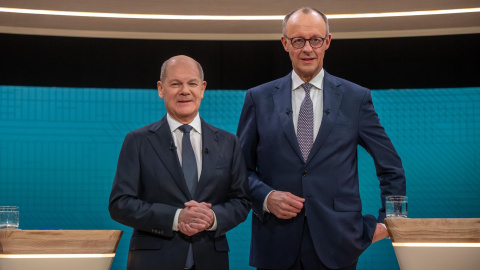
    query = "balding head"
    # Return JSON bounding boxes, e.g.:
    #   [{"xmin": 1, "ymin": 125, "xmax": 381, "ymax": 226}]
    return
[
  {"xmin": 282, "ymin": 7, "xmax": 329, "ymax": 37},
  {"xmin": 160, "ymin": 55, "xmax": 204, "ymax": 83}
]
